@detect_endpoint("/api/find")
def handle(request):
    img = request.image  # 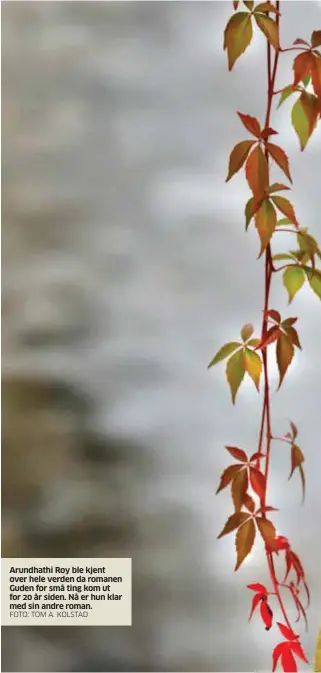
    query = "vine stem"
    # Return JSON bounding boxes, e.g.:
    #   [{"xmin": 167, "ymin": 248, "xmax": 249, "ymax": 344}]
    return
[{"xmin": 259, "ymin": 0, "xmax": 293, "ymax": 631}]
